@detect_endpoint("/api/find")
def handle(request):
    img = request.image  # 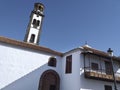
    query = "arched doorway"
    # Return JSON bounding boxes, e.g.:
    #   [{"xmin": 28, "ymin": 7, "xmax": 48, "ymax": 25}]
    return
[{"xmin": 38, "ymin": 70, "xmax": 60, "ymax": 90}]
